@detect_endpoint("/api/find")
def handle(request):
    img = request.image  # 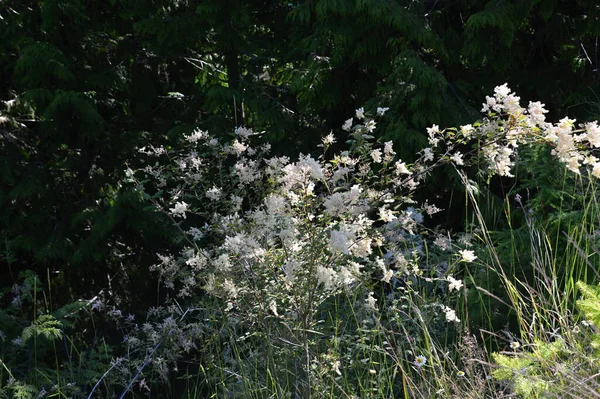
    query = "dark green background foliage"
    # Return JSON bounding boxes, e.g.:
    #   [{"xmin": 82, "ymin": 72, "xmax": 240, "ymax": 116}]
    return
[{"xmin": 1, "ymin": 0, "xmax": 600, "ymax": 395}]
